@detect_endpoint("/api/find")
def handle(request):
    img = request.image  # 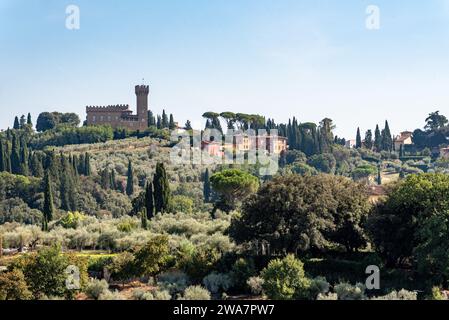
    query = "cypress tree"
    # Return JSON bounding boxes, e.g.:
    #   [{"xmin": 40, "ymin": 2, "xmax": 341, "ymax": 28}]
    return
[
  {"xmin": 141, "ymin": 208, "xmax": 148, "ymax": 230},
  {"xmin": 72, "ymin": 155, "xmax": 79, "ymax": 176},
  {"xmin": 145, "ymin": 182, "xmax": 154, "ymax": 219},
  {"xmin": 27, "ymin": 113, "xmax": 32, "ymax": 126},
  {"xmin": 20, "ymin": 136, "xmax": 29, "ymax": 176},
  {"xmin": 355, "ymin": 127, "xmax": 362, "ymax": 149},
  {"xmin": 374, "ymin": 125, "xmax": 382, "ymax": 152},
  {"xmin": 19, "ymin": 115, "xmax": 26, "ymax": 128},
  {"xmin": 13, "ymin": 116, "xmax": 20, "ymax": 130},
  {"xmin": 381, "ymin": 120, "xmax": 393, "ymax": 152},
  {"xmin": 157, "ymin": 115, "xmax": 162, "ymax": 129},
  {"xmin": 153, "ymin": 162, "xmax": 170, "ymax": 214},
  {"xmin": 0, "ymin": 140, "xmax": 5, "ymax": 172},
  {"xmin": 162, "ymin": 110, "xmax": 169, "ymax": 128},
  {"xmin": 30, "ymin": 152, "xmax": 44, "ymax": 177},
  {"xmin": 364, "ymin": 130, "xmax": 373, "ymax": 150},
  {"xmin": 203, "ymin": 168, "xmax": 211, "ymax": 203},
  {"xmin": 110, "ymin": 169, "xmax": 117, "ymax": 190},
  {"xmin": 377, "ymin": 163, "xmax": 382, "ymax": 185},
  {"xmin": 4, "ymin": 140, "xmax": 11, "ymax": 173},
  {"xmin": 60, "ymin": 155, "xmax": 72, "ymax": 211},
  {"xmin": 100, "ymin": 168, "xmax": 110, "ymax": 189},
  {"xmin": 78, "ymin": 153, "xmax": 85, "ymax": 175},
  {"xmin": 84, "ymin": 152, "xmax": 91, "ymax": 176},
  {"xmin": 148, "ymin": 110, "xmax": 156, "ymax": 126},
  {"xmin": 45, "ymin": 151, "xmax": 59, "ymax": 181},
  {"xmin": 10, "ymin": 134, "xmax": 21, "ymax": 174},
  {"xmin": 399, "ymin": 144, "xmax": 404, "ymax": 158},
  {"xmin": 169, "ymin": 114, "xmax": 176, "ymax": 130},
  {"xmin": 42, "ymin": 171, "xmax": 54, "ymax": 231},
  {"xmin": 126, "ymin": 160, "xmax": 134, "ymax": 196}
]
